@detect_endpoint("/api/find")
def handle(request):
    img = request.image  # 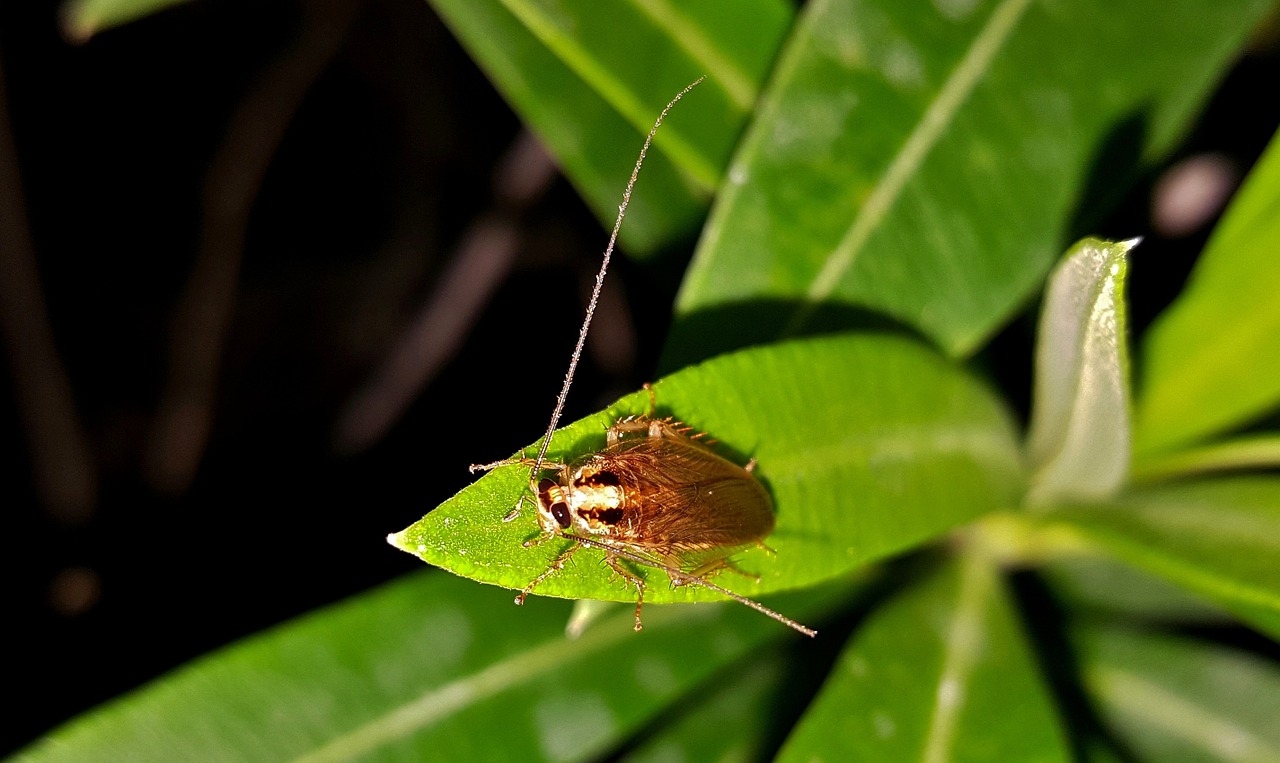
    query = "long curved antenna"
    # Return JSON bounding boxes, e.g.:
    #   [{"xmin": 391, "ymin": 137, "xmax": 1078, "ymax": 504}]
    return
[{"xmin": 502, "ymin": 77, "xmax": 706, "ymax": 522}]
